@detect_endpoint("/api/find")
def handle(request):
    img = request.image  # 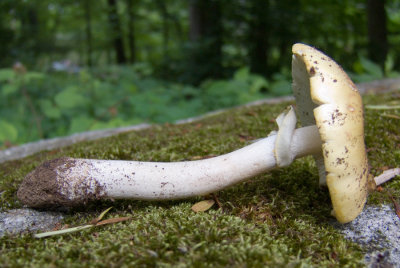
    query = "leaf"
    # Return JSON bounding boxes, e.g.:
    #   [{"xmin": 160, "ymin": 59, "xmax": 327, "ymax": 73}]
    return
[
  {"xmin": 54, "ymin": 86, "xmax": 87, "ymax": 109},
  {"xmin": 90, "ymin": 207, "xmax": 113, "ymax": 225},
  {"xmin": 68, "ymin": 116, "xmax": 94, "ymax": 134},
  {"xmin": 270, "ymin": 80, "xmax": 292, "ymax": 96},
  {"xmin": 34, "ymin": 225, "xmax": 93, "ymax": 238},
  {"xmin": 211, "ymin": 193, "xmax": 223, "ymax": 209},
  {"xmin": 2, "ymin": 84, "xmax": 18, "ymax": 96},
  {"xmin": 39, "ymin": 100, "xmax": 61, "ymax": 119},
  {"xmin": 95, "ymin": 217, "xmax": 131, "ymax": 226},
  {"xmin": 393, "ymin": 199, "xmax": 400, "ymax": 220},
  {"xmin": 0, "ymin": 120, "xmax": 18, "ymax": 143},
  {"xmin": 385, "ymin": 52, "xmax": 395, "ymax": 74},
  {"xmin": 35, "ymin": 207, "xmax": 130, "ymax": 238},
  {"xmin": 359, "ymin": 56, "xmax": 383, "ymax": 78},
  {"xmin": 24, "ymin": 72, "xmax": 44, "ymax": 82},
  {"xmin": 191, "ymin": 200, "xmax": 215, "ymax": 212},
  {"xmin": 249, "ymin": 76, "xmax": 269, "ymax": 93},
  {"xmin": 0, "ymin": 68, "xmax": 15, "ymax": 82},
  {"xmin": 387, "ymin": 192, "xmax": 400, "ymax": 220},
  {"xmin": 234, "ymin": 67, "xmax": 250, "ymax": 81}
]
